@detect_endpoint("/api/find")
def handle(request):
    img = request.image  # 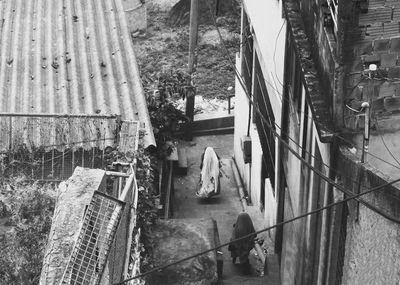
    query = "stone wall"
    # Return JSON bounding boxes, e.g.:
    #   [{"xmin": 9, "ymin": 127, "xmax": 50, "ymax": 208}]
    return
[{"xmin": 40, "ymin": 168, "xmax": 107, "ymax": 284}]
